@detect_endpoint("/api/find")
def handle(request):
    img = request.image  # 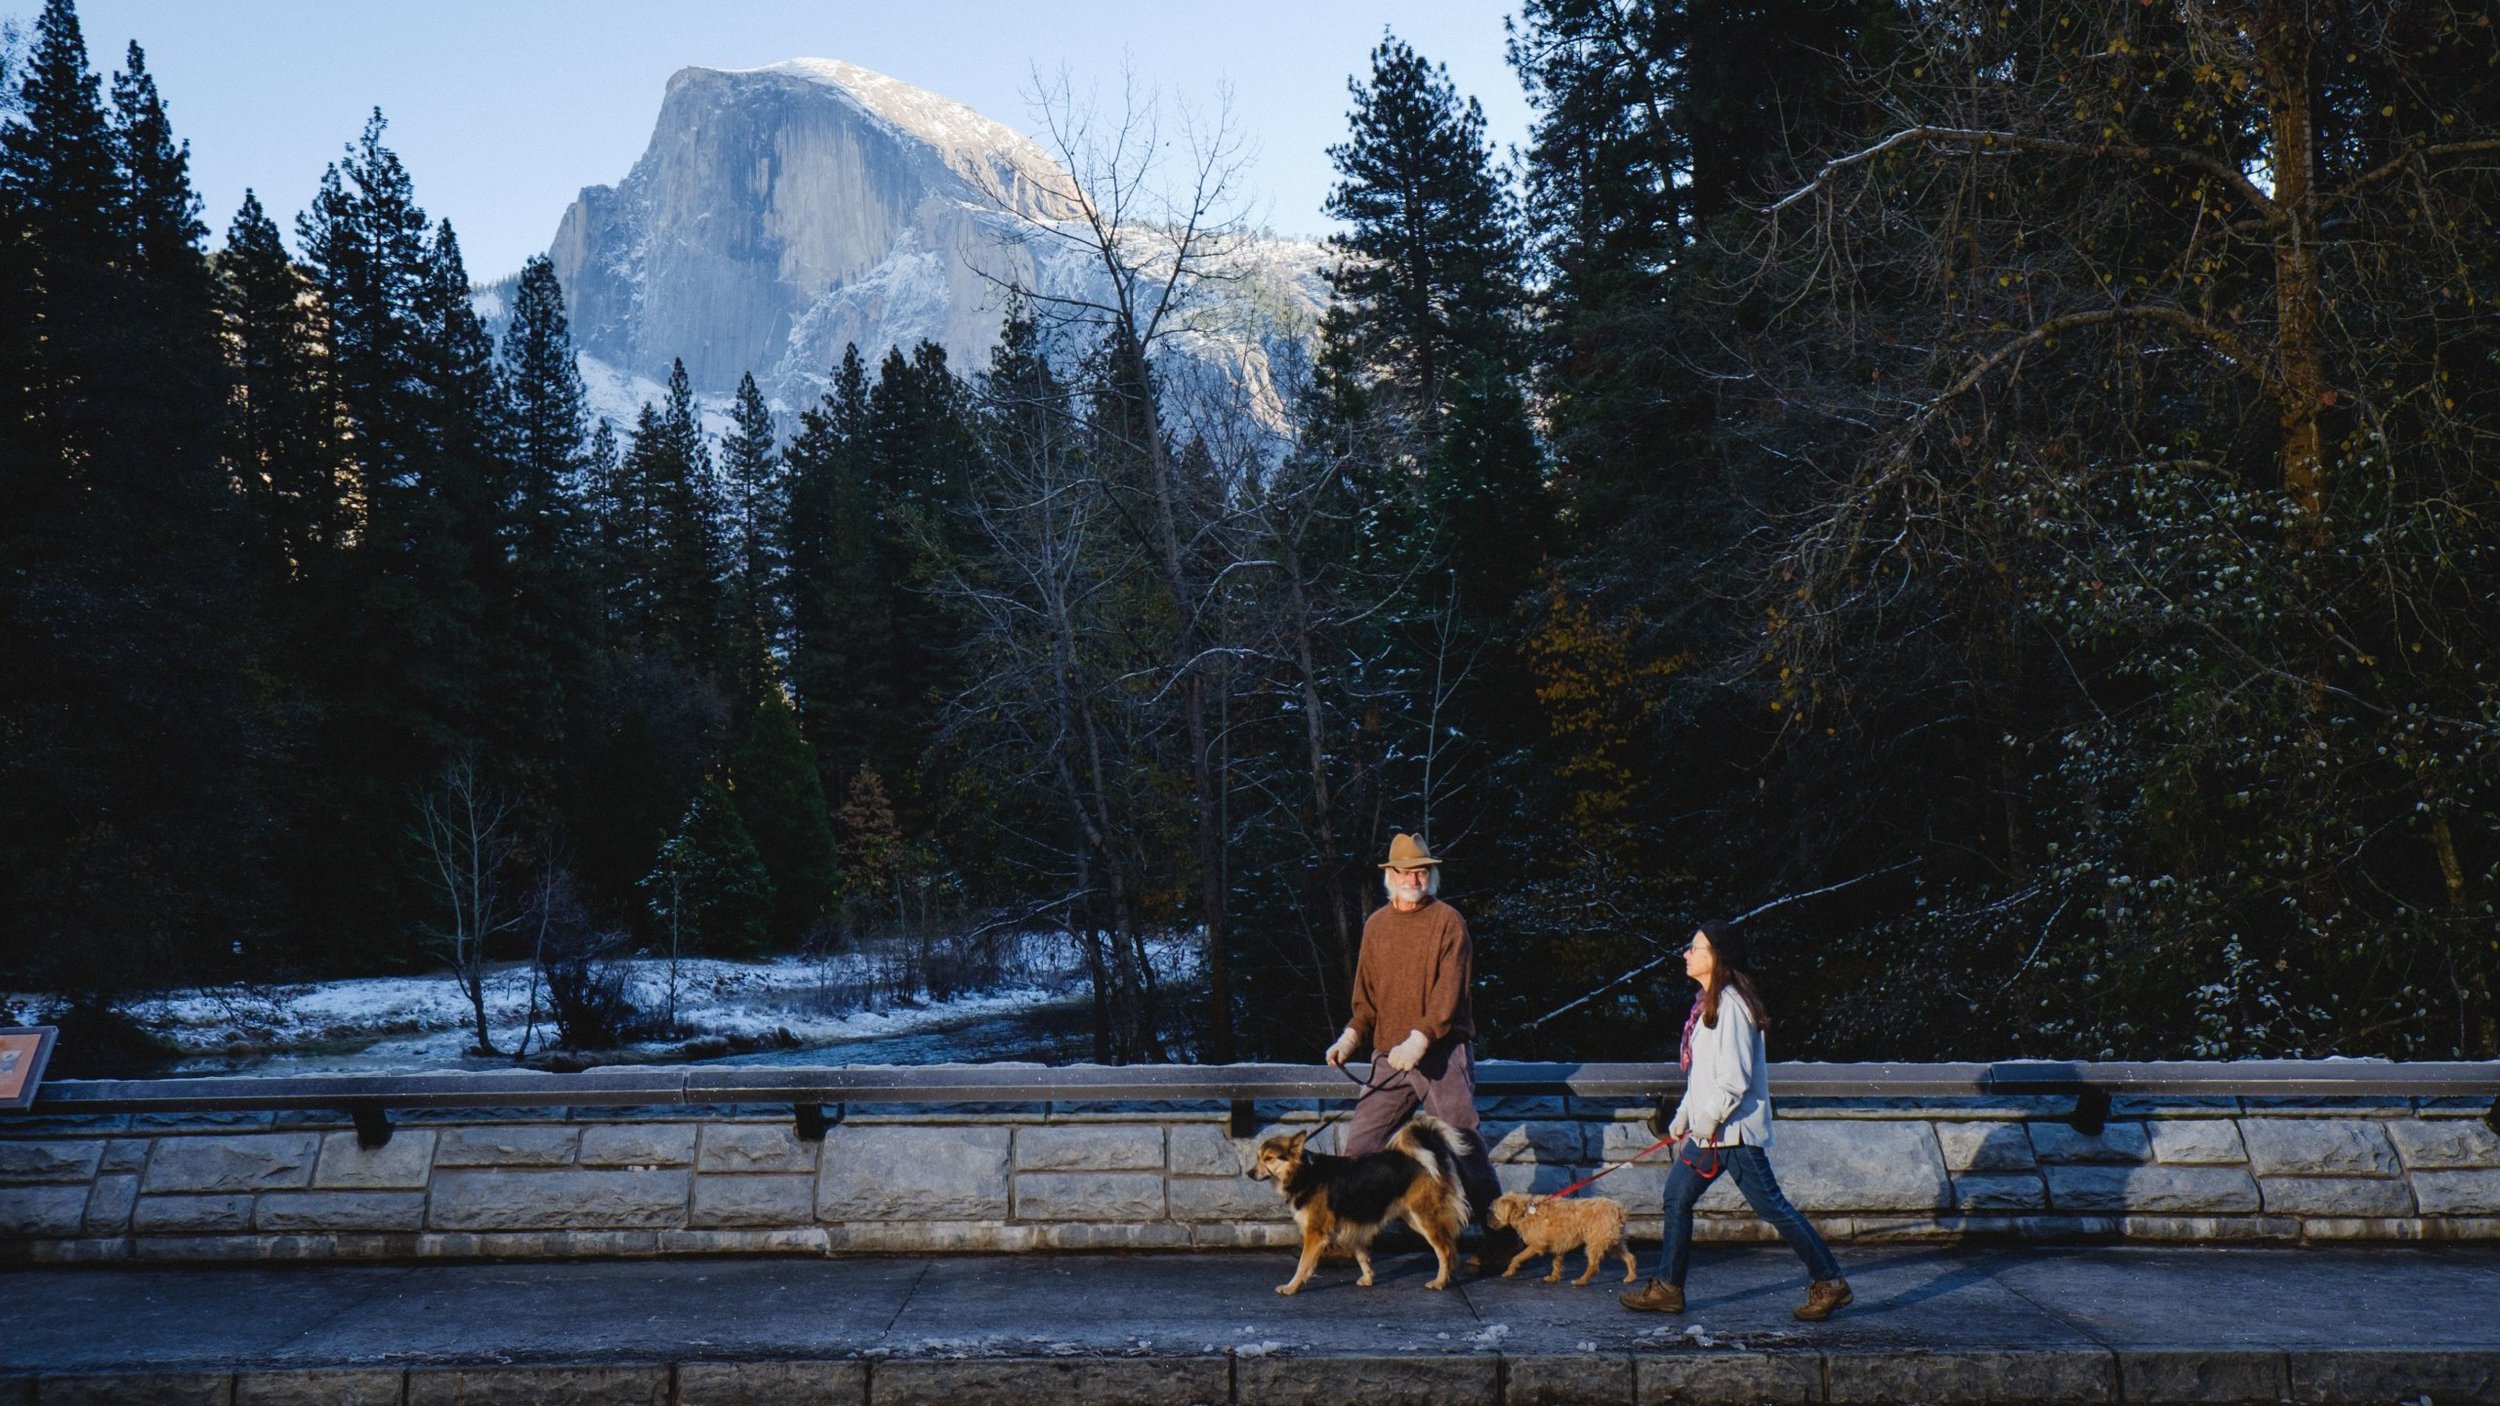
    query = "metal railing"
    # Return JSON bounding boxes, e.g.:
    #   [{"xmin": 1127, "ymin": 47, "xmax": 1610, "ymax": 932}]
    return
[{"xmin": 9, "ymin": 1060, "xmax": 2496, "ymax": 1148}]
